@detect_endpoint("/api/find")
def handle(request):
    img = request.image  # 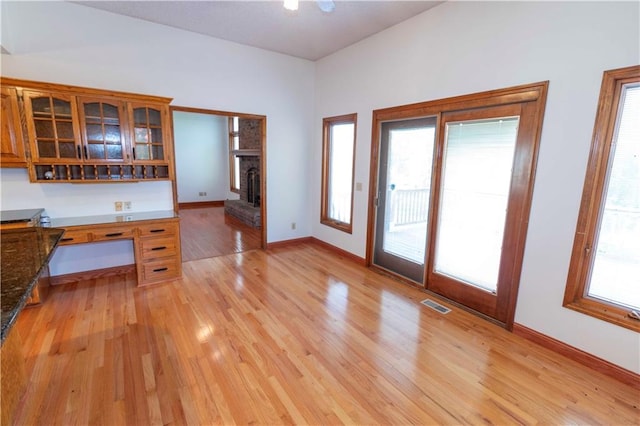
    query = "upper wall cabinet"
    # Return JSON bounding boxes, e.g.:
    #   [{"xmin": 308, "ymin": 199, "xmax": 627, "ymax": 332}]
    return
[
  {"xmin": 23, "ymin": 90, "xmax": 82, "ymax": 163},
  {"xmin": 1, "ymin": 77, "xmax": 175, "ymax": 183},
  {"xmin": 1, "ymin": 86, "xmax": 28, "ymax": 167}
]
